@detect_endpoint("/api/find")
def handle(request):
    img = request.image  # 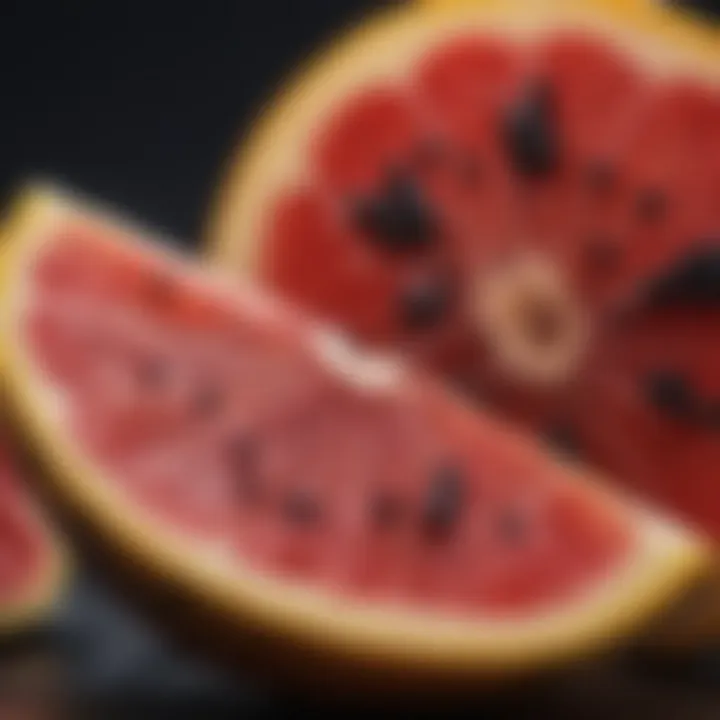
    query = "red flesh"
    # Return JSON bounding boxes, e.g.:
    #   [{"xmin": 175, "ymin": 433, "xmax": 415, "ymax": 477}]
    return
[
  {"xmin": 259, "ymin": 31, "xmax": 720, "ymax": 539},
  {"xmin": 0, "ymin": 444, "xmax": 50, "ymax": 604},
  {"xmin": 25, "ymin": 225, "xmax": 633, "ymax": 616}
]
